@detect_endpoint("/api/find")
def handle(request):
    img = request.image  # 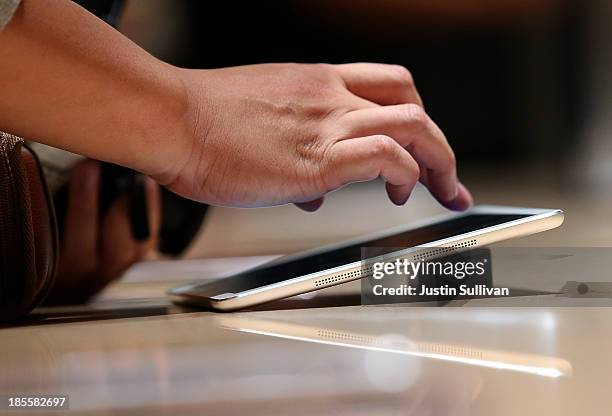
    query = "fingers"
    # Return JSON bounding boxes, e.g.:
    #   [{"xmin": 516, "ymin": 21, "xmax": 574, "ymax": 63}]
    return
[
  {"xmin": 334, "ymin": 63, "xmax": 424, "ymax": 107},
  {"xmin": 332, "ymin": 64, "xmax": 472, "ymax": 210},
  {"xmin": 324, "ymin": 135, "xmax": 420, "ymax": 205},
  {"xmin": 60, "ymin": 160, "xmax": 100, "ymax": 276},
  {"xmin": 336, "ymin": 104, "xmax": 465, "ymax": 207},
  {"xmin": 447, "ymin": 181, "xmax": 473, "ymax": 211},
  {"xmin": 421, "ymin": 177, "xmax": 473, "ymax": 212}
]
